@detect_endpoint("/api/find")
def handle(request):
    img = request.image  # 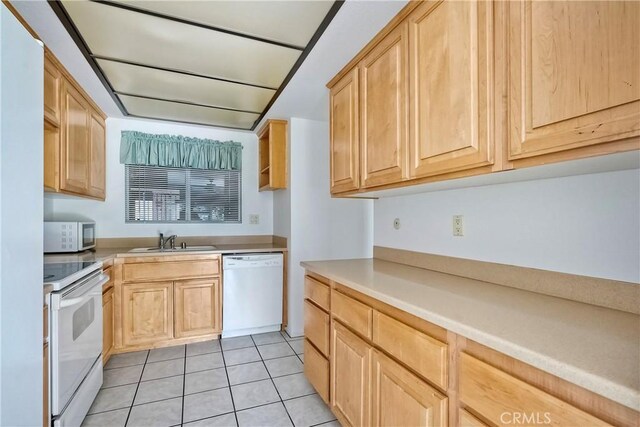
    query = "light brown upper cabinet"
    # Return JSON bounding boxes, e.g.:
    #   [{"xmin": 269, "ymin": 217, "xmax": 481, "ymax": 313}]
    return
[
  {"xmin": 88, "ymin": 111, "xmax": 106, "ymax": 199},
  {"xmin": 408, "ymin": 0, "xmax": 494, "ymax": 178},
  {"xmin": 60, "ymin": 80, "xmax": 91, "ymax": 194},
  {"xmin": 258, "ymin": 119, "xmax": 287, "ymax": 191},
  {"xmin": 506, "ymin": 0, "xmax": 640, "ymax": 163},
  {"xmin": 44, "ymin": 50, "xmax": 106, "ymax": 200},
  {"xmin": 329, "ymin": 68, "xmax": 360, "ymax": 194},
  {"xmin": 44, "ymin": 56, "xmax": 61, "ymax": 127},
  {"xmin": 327, "ymin": 0, "xmax": 639, "ymax": 196},
  {"xmin": 359, "ymin": 23, "xmax": 409, "ymax": 188}
]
